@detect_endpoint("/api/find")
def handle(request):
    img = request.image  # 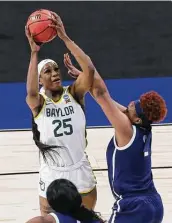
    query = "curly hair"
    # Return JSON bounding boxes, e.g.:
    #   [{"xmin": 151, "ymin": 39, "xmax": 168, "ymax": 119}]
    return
[{"xmin": 140, "ymin": 91, "xmax": 167, "ymax": 123}]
